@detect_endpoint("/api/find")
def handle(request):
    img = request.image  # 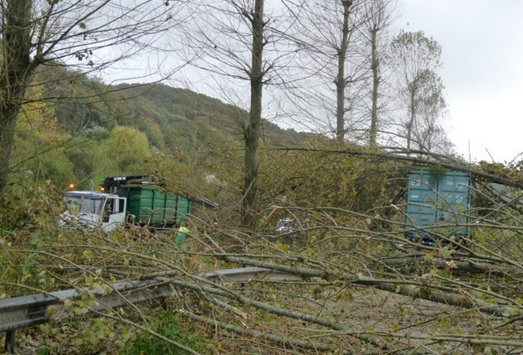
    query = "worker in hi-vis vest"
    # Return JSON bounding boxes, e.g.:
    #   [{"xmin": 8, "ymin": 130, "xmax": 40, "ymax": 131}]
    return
[{"xmin": 175, "ymin": 222, "xmax": 190, "ymax": 246}]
